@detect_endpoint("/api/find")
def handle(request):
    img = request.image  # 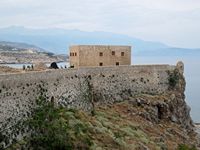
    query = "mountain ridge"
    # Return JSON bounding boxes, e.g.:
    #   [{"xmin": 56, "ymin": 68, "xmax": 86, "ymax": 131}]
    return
[
  {"xmin": 0, "ymin": 26, "xmax": 199, "ymax": 56},
  {"xmin": 0, "ymin": 41, "xmax": 46, "ymax": 52}
]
